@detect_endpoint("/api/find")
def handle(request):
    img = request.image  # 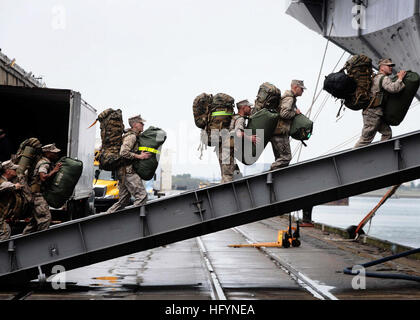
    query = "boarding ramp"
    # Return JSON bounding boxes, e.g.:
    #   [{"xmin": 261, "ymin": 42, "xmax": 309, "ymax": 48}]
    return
[{"xmin": 1, "ymin": 130, "xmax": 420, "ymax": 284}]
